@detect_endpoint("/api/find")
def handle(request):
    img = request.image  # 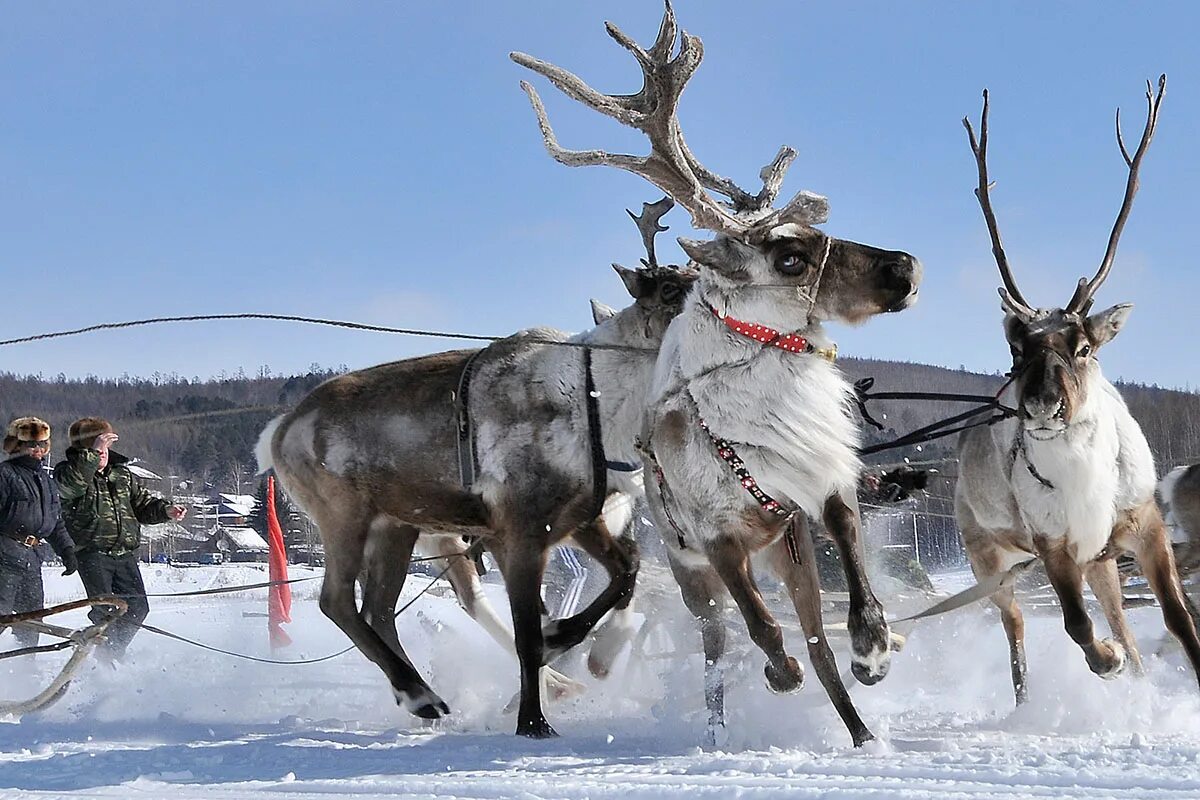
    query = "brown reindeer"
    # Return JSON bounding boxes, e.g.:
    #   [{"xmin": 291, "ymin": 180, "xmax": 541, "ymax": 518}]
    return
[
  {"xmin": 512, "ymin": 2, "xmax": 922, "ymax": 745},
  {"xmin": 258, "ymin": 234, "xmax": 695, "ymax": 737},
  {"xmin": 956, "ymin": 76, "xmax": 1200, "ymax": 705}
]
